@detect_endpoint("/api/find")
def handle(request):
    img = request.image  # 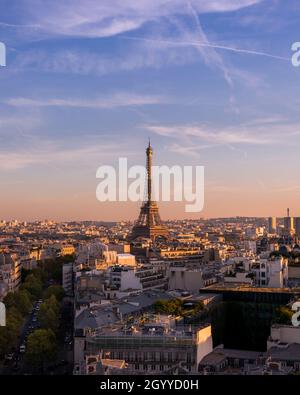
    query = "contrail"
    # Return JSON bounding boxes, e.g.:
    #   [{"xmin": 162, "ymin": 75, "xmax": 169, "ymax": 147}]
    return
[
  {"xmin": 121, "ymin": 36, "xmax": 289, "ymax": 62},
  {"xmin": 0, "ymin": 22, "xmax": 40, "ymax": 29}
]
